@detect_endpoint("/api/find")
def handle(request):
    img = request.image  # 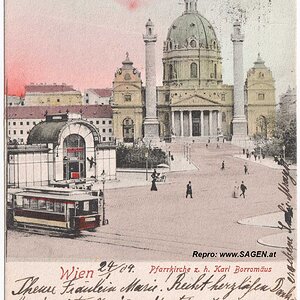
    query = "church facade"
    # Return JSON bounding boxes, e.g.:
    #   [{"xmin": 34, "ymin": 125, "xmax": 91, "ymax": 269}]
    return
[{"xmin": 112, "ymin": 0, "xmax": 276, "ymax": 143}]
